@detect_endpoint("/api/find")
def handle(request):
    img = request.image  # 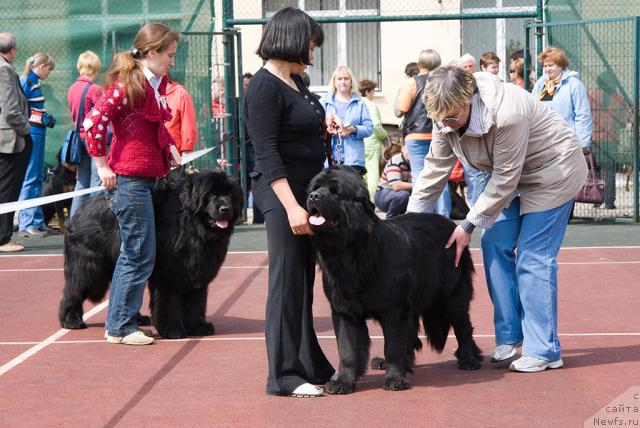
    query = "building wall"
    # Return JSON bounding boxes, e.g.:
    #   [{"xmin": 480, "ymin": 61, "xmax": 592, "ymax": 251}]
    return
[{"xmin": 233, "ymin": 0, "xmax": 462, "ymax": 126}]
